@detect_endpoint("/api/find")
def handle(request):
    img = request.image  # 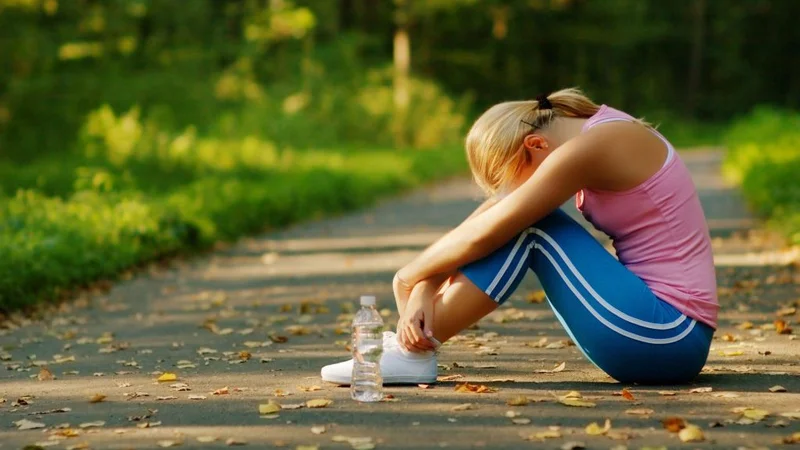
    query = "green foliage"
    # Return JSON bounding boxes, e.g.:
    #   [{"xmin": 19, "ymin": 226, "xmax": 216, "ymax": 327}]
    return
[
  {"xmin": 723, "ymin": 108, "xmax": 800, "ymax": 243},
  {"xmin": 0, "ymin": 105, "xmax": 467, "ymax": 311}
]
